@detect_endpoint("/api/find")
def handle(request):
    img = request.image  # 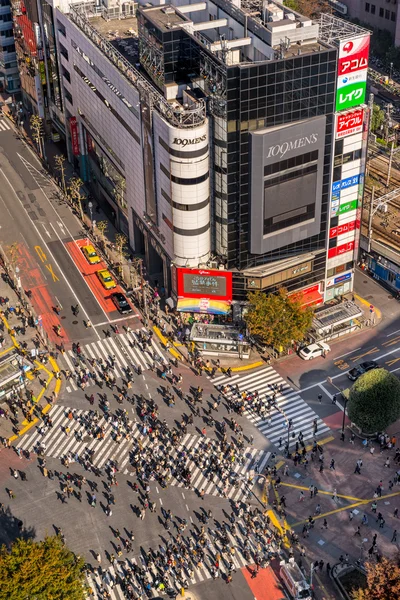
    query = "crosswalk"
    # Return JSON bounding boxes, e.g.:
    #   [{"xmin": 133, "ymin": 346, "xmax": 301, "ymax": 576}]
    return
[
  {"xmin": 16, "ymin": 404, "xmax": 270, "ymax": 500},
  {"xmin": 212, "ymin": 366, "xmax": 330, "ymax": 449},
  {"xmin": 0, "ymin": 118, "xmax": 11, "ymax": 132},
  {"xmin": 85, "ymin": 510, "xmax": 273, "ymax": 599},
  {"xmin": 60, "ymin": 329, "xmax": 167, "ymax": 392}
]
